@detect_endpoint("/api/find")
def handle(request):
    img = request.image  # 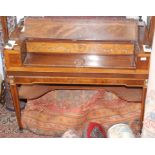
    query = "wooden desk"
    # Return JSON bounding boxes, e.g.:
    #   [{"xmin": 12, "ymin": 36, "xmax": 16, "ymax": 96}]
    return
[
  {"xmin": 4, "ymin": 17, "xmax": 150, "ymax": 131},
  {"xmin": 6, "ymin": 67, "xmax": 148, "ymax": 130}
]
